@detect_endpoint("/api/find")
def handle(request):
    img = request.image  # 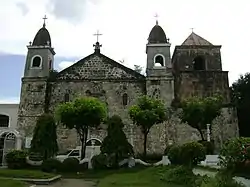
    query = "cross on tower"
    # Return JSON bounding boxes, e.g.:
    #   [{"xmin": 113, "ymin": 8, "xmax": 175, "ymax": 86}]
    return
[
  {"xmin": 93, "ymin": 30, "xmax": 102, "ymax": 42},
  {"xmin": 43, "ymin": 15, "xmax": 48, "ymax": 27},
  {"xmin": 154, "ymin": 13, "xmax": 159, "ymax": 25},
  {"xmin": 190, "ymin": 27, "xmax": 194, "ymax": 32}
]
